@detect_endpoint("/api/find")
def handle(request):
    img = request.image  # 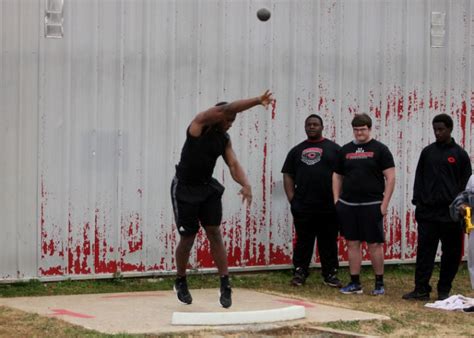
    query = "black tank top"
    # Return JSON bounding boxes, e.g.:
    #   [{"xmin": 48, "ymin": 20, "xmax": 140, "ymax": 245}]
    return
[{"xmin": 176, "ymin": 126, "xmax": 230, "ymax": 184}]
